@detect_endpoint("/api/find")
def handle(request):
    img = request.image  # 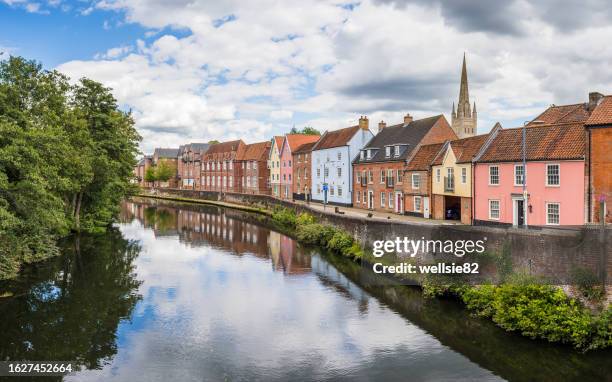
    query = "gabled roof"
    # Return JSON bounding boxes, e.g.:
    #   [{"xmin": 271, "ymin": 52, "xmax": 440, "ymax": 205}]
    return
[
  {"xmin": 585, "ymin": 96, "xmax": 612, "ymax": 126},
  {"xmin": 313, "ymin": 125, "xmax": 361, "ymax": 151},
  {"xmin": 528, "ymin": 103, "xmax": 591, "ymax": 126},
  {"xmin": 432, "ymin": 134, "xmax": 490, "ymax": 165},
  {"xmin": 293, "ymin": 141, "xmax": 317, "ymax": 154},
  {"xmin": 154, "ymin": 148, "xmax": 179, "ymax": 158},
  {"xmin": 202, "ymin": 140, "xmax": 245, "ymax": 160},
  {"xmin": 353, "ymin": 115, "xmax": 445, "ymax": 164},
  {"xmin": 477, "ymin": 122, "xmax": 585, "ymax": 163},
  {"xmin": 406, "ymin": 142, "xmax": 445, "ymax": 171},
  {"xmin": 282, "ymin": 134, "xmax": 320, "ymax": 154},
  {"xmin": 237, "ymin": 141, "xmax": 271, "ymax": 161},
  {"xmin": 272, "ymin": 136, "xmax": 284, "ymax": 151}
]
